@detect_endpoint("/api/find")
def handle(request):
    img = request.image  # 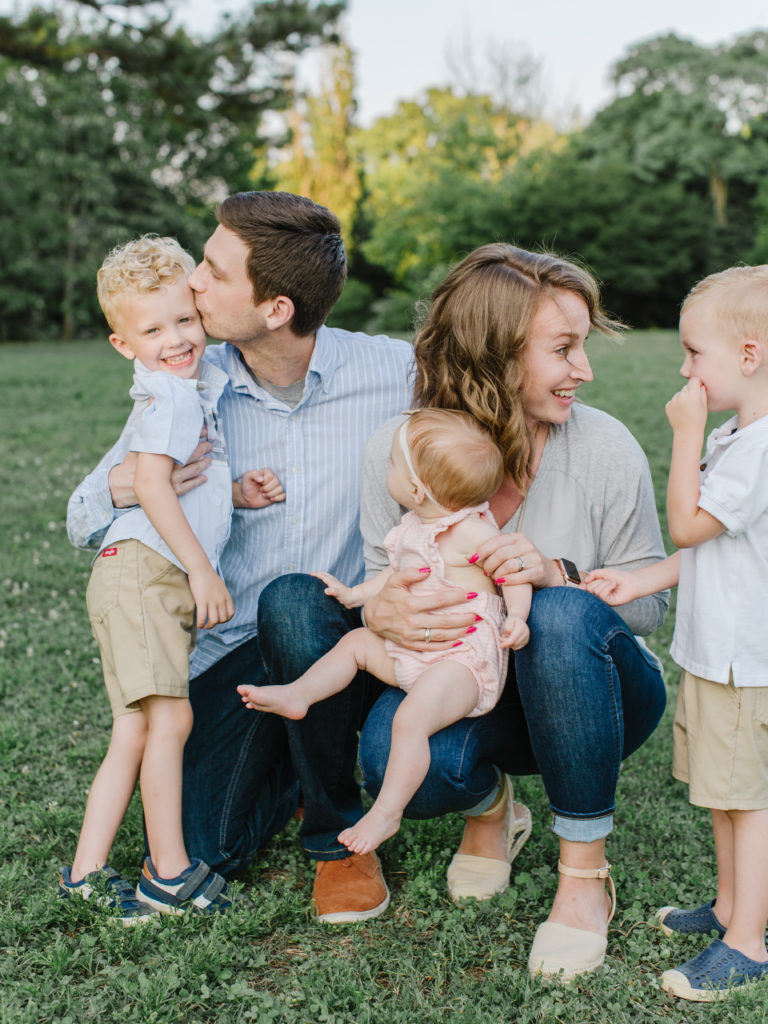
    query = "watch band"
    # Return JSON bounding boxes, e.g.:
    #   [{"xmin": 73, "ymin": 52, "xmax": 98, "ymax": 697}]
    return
[{"xmin": 555, "ymin": 557, "xmax": 582, "ymax": 586}]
